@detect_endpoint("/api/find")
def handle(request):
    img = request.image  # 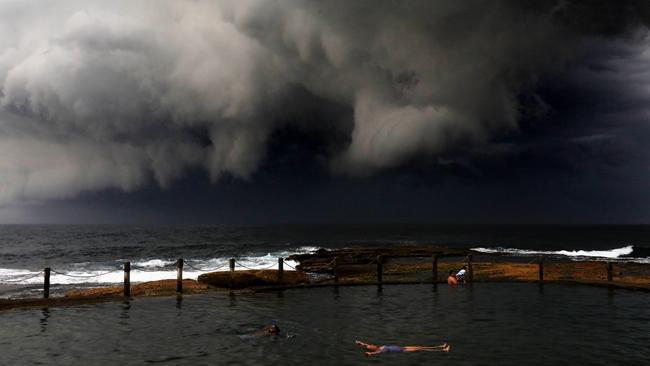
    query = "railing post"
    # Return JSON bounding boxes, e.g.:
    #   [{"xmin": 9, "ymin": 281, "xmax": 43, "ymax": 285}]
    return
[
  {"xmin": 607, "ymin": 262, "xmax": 613, "ymax": 281},
  {"xmin": 123, "ymin": 261, "xmax": 131, "ymax": 297},
  {"xmin": 229, "ymin": 258, "xmax": 236, "ymax": 290},
  {"xmin": 376, "ymin": 255, "xmax": 383, "ymax": 284},
  {"xmin": 333, "ymin": 257, "xmax": 339, "ymax": 284},
  {"xmin": 176, "ymin": 258, "xmax": 183, "ymax": 294},
  {"xmin": 539, "ymin": 255, "xmax": 544, "ymax": 283},
  {"xmin": 432, "ymin": 255, "xmax": 438, "ymax": 283},
  {"xmin": 467, "ymin": 254, "xmax": 474, "ymax": 283},
  {"xmin": 43, "ymin": 267, "xmax": 50, "ymax": 299},
  {"xmin": 278, "ymin": 257, "xmax": 284, "ymax": 282}
]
